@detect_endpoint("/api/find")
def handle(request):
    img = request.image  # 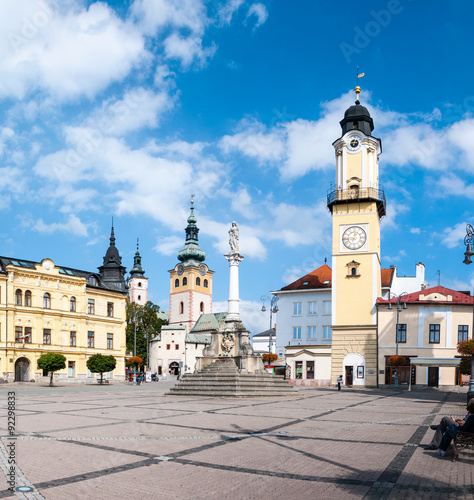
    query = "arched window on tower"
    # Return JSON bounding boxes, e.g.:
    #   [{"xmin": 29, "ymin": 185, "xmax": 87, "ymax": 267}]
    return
[
  {"xmin": 138, "ymin": 295, "xmax": 141, "ymax": 301},
  {"xmin": 138, "ymin": 282, "xmax": 142, "ymax": 287},
  {"xmin": 196, "ymin": 277, "xmax": 201, "ymax": 286},
  {"xmin": 175, "ymin": 279, "xmax": 179, "ymax": 287},
  {"xmin": 203, "ymin": 279, "xmax": 208, "ymax": 288},
  {"xmin": 351, "ymin": 267, "xmax": 357, "ymax": 276},
  {"xmin": 15, "ymin": 289, "xmax": 22, "ymax": 306},
  {"xmin": 179, "ymin": 302, "xmax": 184, "ymax": 314},
  {"xmin": 183, "ymin": 277, "xmax": 187, "ymax": 286},
  {"xmin": 200, "ymin": 302, "xmax": 204, "ymax": 313},
  {"xmin": 25, "ymin": 290, "xmax": 32, "ymax": 307},
  {"xmin": 353, "ymin": 122, "xmax": 359, "ymax": 129}
]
